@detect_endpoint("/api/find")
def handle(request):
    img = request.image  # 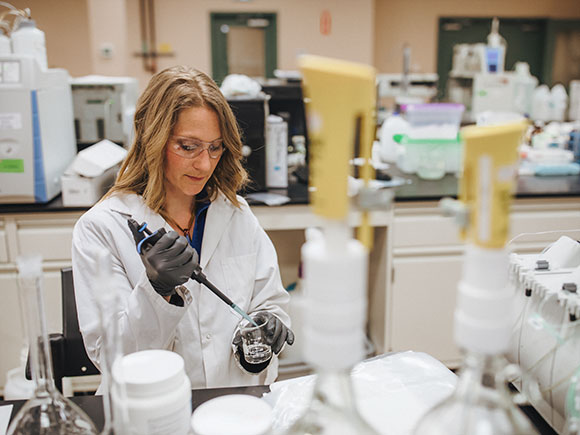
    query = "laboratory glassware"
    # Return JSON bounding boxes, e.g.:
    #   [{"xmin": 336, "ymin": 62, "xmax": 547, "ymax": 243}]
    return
[
  {"xmin": 239, "ymin": 317, "xmax": 272, "ymax": 364},
  {"xmin": 7, "ymin": 254, "xmax": 98, "ymax": 435},
  {"xmin": 284, "ymin": 366, "xmax": 379, "ymax": 435},
  {"xmin": 92, "ymin": 248, "xmax": 127, "ymax": 435},
  {"xmin": 413, "ymin": 352, "xmax": 537, "ymax": 435}
]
